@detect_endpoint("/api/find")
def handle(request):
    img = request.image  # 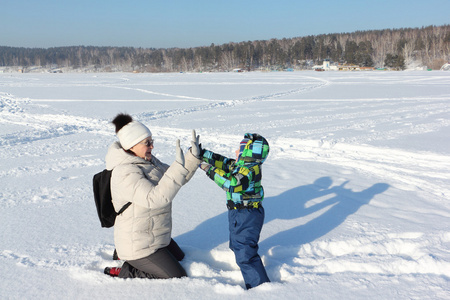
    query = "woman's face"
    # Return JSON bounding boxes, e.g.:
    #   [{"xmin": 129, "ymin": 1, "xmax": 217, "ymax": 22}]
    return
[{"xmin": 130, "ymin": 137, "xmax": 154, "ymax": 160}]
